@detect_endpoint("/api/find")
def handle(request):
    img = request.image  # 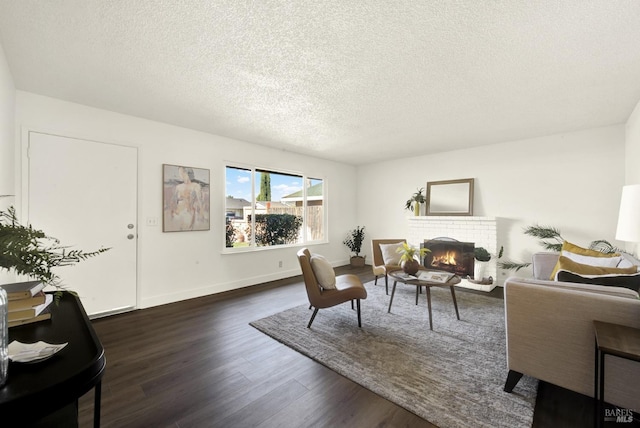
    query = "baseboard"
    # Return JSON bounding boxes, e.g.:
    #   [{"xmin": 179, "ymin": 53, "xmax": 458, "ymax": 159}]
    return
[{"xmin": 138, "ymin": 268, "xmax": 301, "ymax": 309}]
